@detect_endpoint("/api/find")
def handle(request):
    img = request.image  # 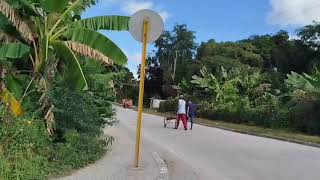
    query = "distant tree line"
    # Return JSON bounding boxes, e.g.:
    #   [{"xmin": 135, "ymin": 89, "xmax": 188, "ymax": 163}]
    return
[{"xmin": 136, "ymin": 22, "xmax": 320, "ymax": 135}]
